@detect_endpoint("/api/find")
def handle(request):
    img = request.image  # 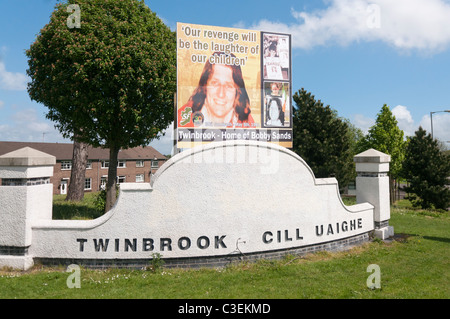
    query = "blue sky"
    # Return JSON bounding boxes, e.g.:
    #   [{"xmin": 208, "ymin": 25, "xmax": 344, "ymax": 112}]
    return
[{"xmin": 0, "ymin": 0, "xmax": 449, "ymax": 155}]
